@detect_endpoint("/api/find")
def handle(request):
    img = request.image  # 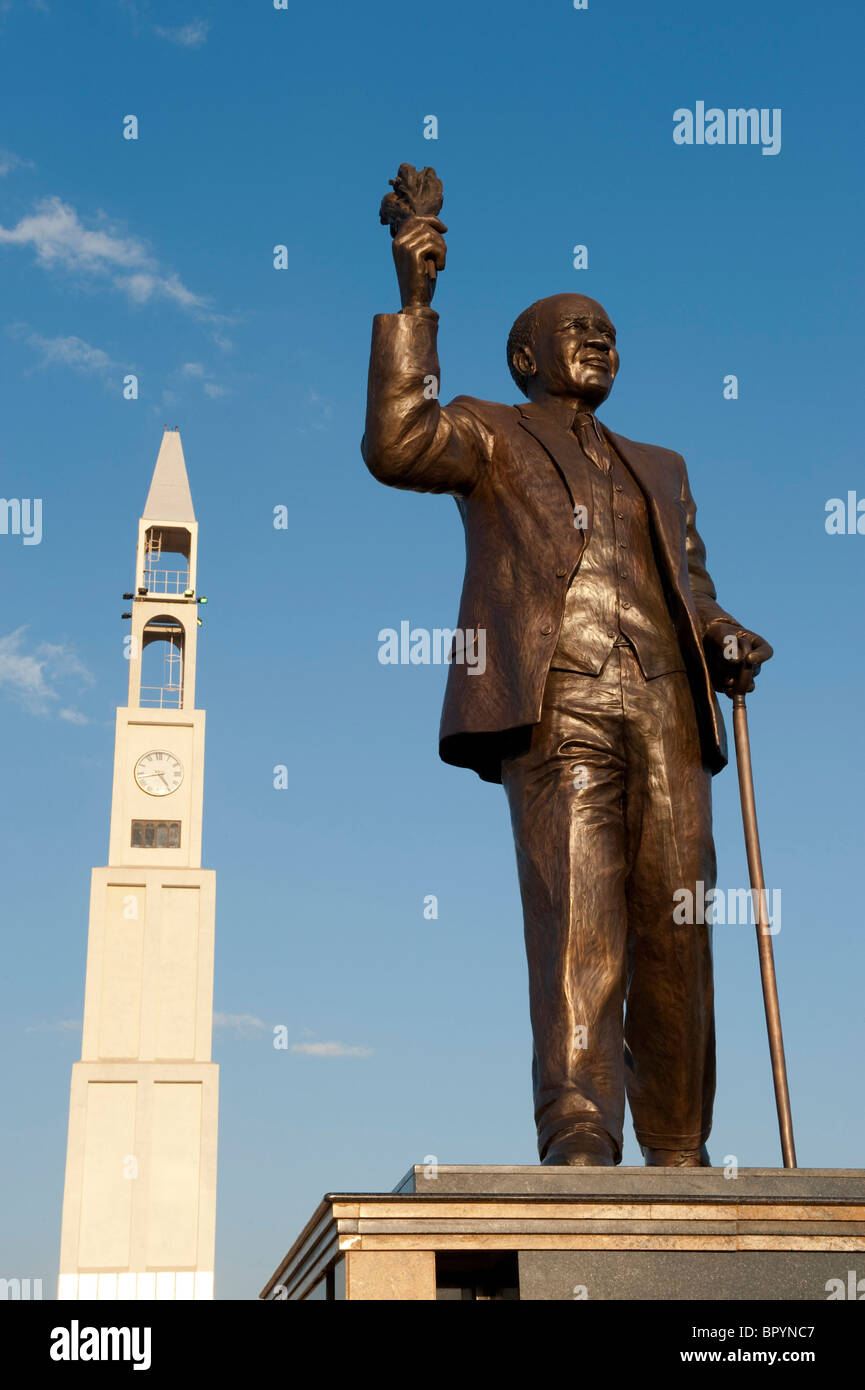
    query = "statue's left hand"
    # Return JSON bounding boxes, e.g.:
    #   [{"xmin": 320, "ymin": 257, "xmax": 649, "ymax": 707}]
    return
[{"xmin": 704, "ymin": 622, "xmax": 773, "ymax": 697}]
